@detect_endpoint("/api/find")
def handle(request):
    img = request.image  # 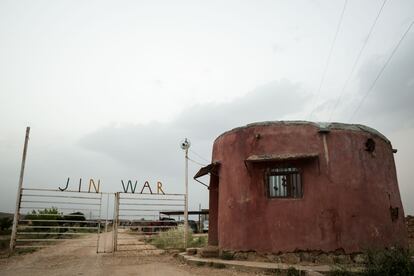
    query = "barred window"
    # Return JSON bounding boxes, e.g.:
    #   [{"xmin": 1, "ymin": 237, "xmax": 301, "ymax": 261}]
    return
[{"xmin": 267, "ymin": 167, "xmax": 302, "ymax": 198}]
